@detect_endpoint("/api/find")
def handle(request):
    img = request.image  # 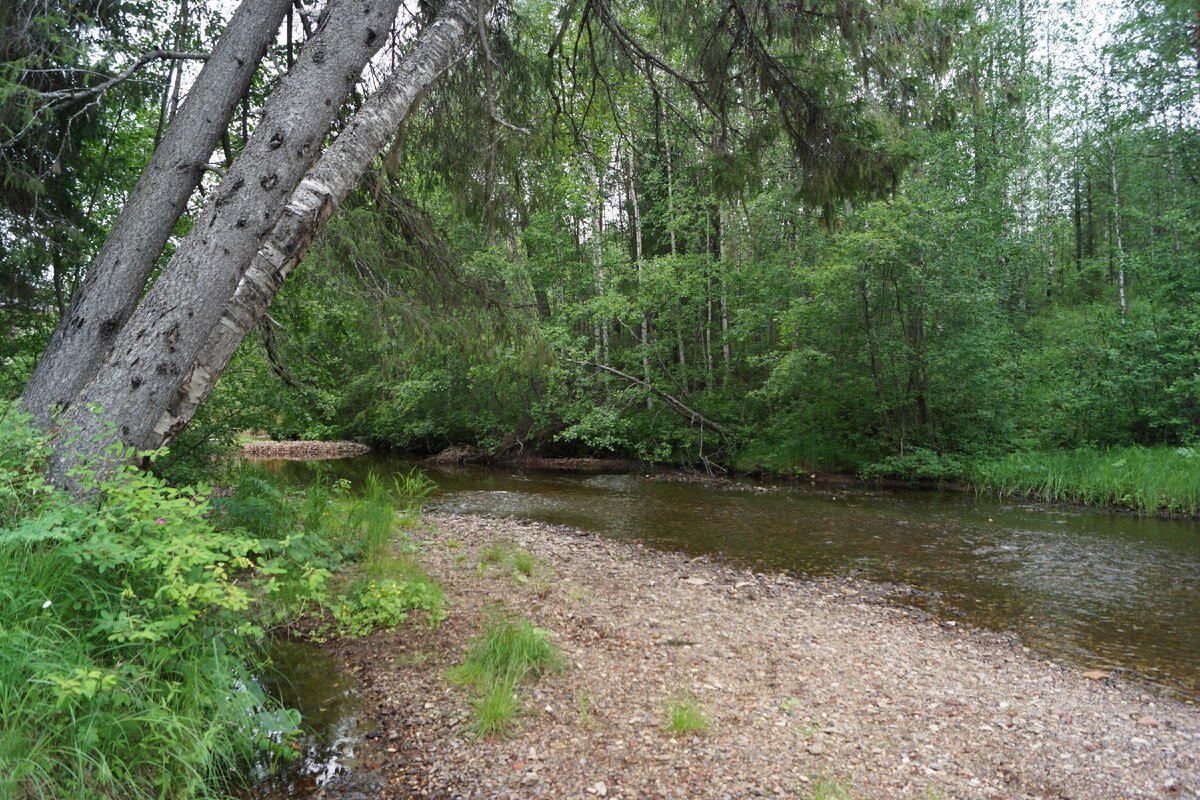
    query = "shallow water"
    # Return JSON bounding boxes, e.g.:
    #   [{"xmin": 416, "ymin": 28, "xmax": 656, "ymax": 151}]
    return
[
  {"xmin": 247, "ymin": 636, "xmax": 365, "ymax": 797},
  {"xmin": 259, "ymin": 455, "xmax": 1200, "ymax": 705}
]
